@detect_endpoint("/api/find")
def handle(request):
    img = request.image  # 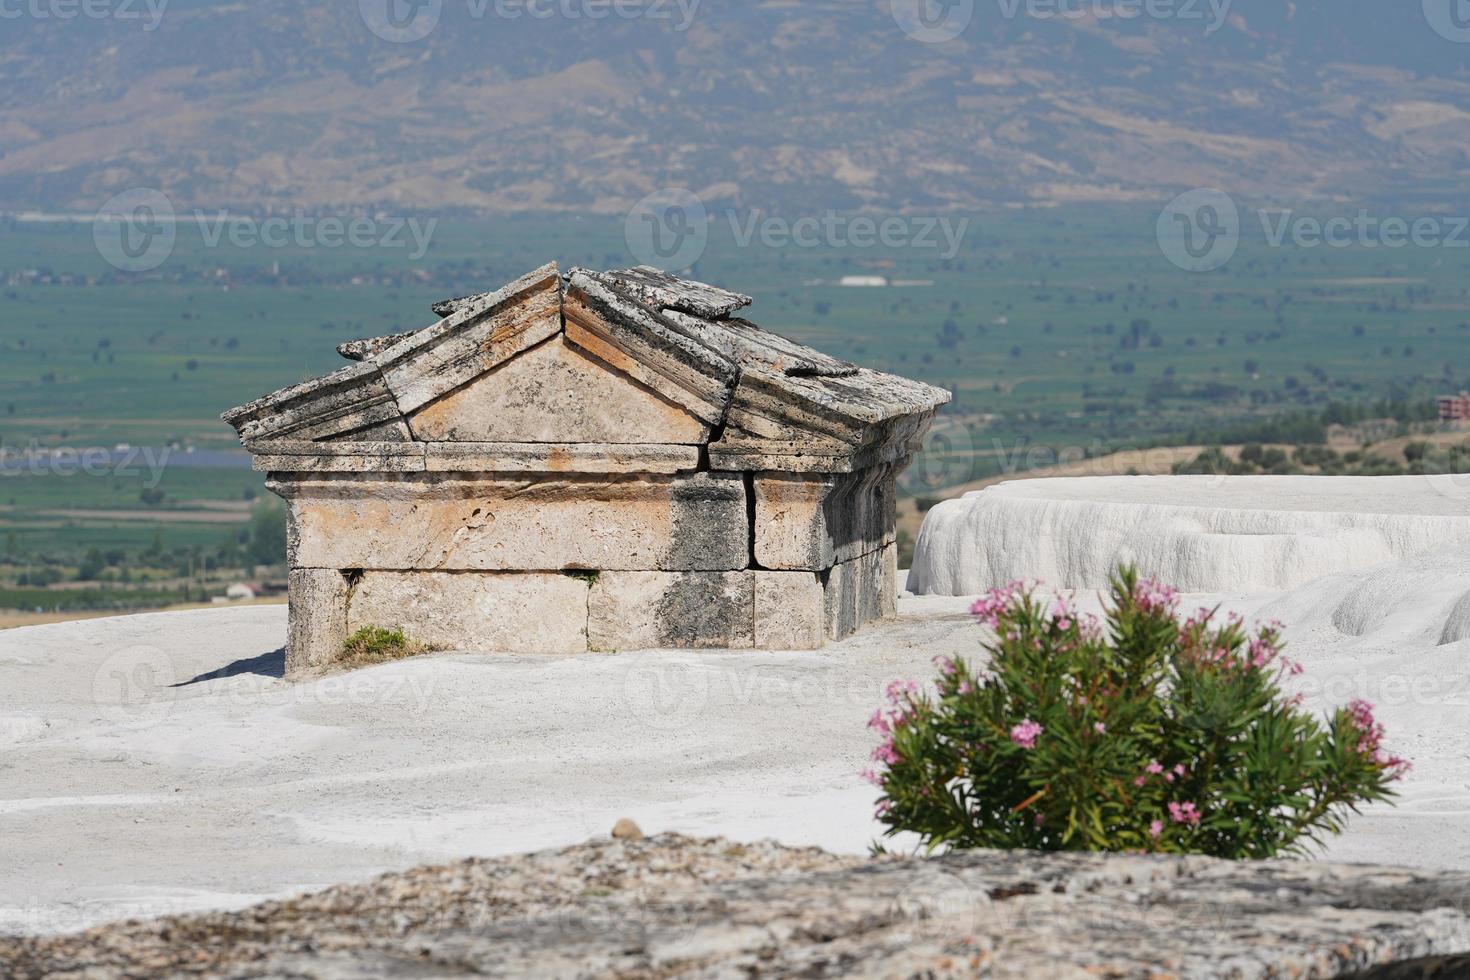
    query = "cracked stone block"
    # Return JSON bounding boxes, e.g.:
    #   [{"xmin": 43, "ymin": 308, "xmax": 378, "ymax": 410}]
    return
[
  {"xmin": 824, "ymin": 544, "xmax": 897, "ymax": 641},
  {"xmin": 588, "ymin": 571, "xmax": 755, "ymax": 650},
  {"xmin": 753, "ymin": 464, "xmax": 897, "ymax": 570},
  {"xmin": 347, "ymin": 572, "xmax": 590, "ymax": 655},
  {"xmin": 274, "ymin": 472, "xmax": 749, "ymax": 572}
]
